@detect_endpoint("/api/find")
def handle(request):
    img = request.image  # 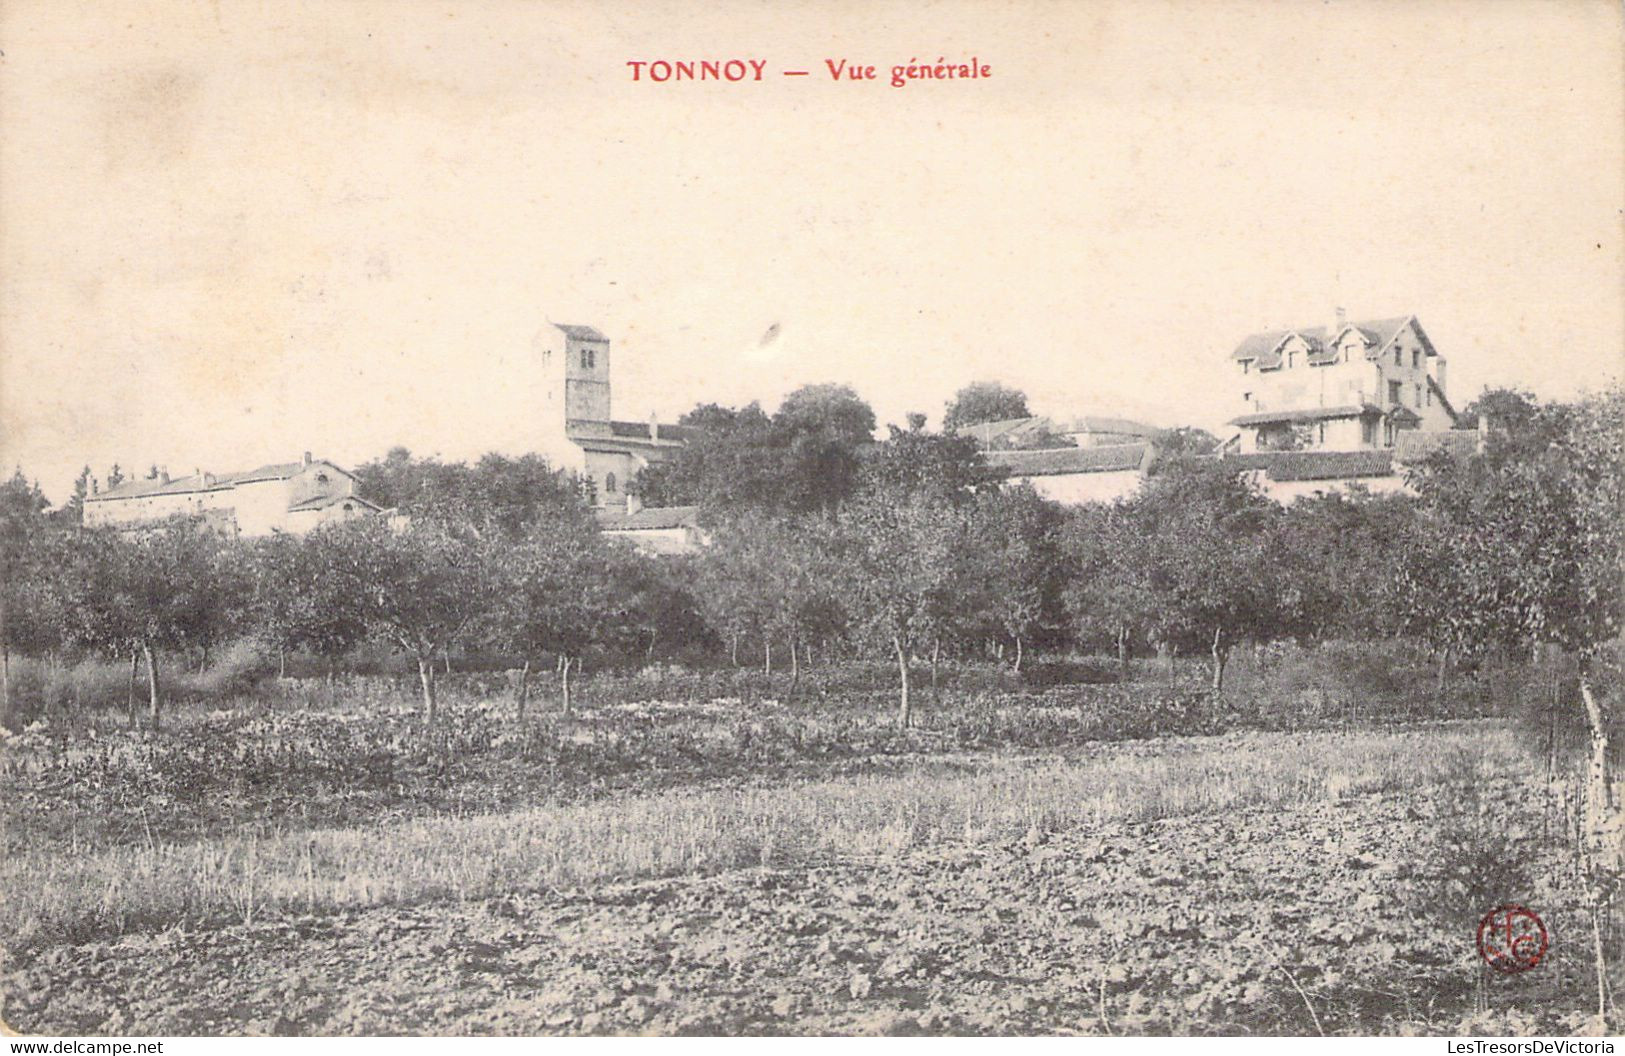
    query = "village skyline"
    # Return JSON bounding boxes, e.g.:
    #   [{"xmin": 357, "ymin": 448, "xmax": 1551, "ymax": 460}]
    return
[{"xmin": 3, "ymin": 0, "xmax": 1622, "ymax": 502}]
